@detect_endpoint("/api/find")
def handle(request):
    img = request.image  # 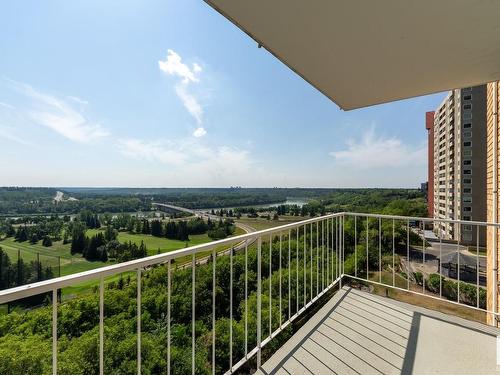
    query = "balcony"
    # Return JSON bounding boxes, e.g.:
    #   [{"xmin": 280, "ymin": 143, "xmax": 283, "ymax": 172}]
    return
[{"xmin": 0, "ymin": 212, "xmax": 498, "ymax": 374}]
